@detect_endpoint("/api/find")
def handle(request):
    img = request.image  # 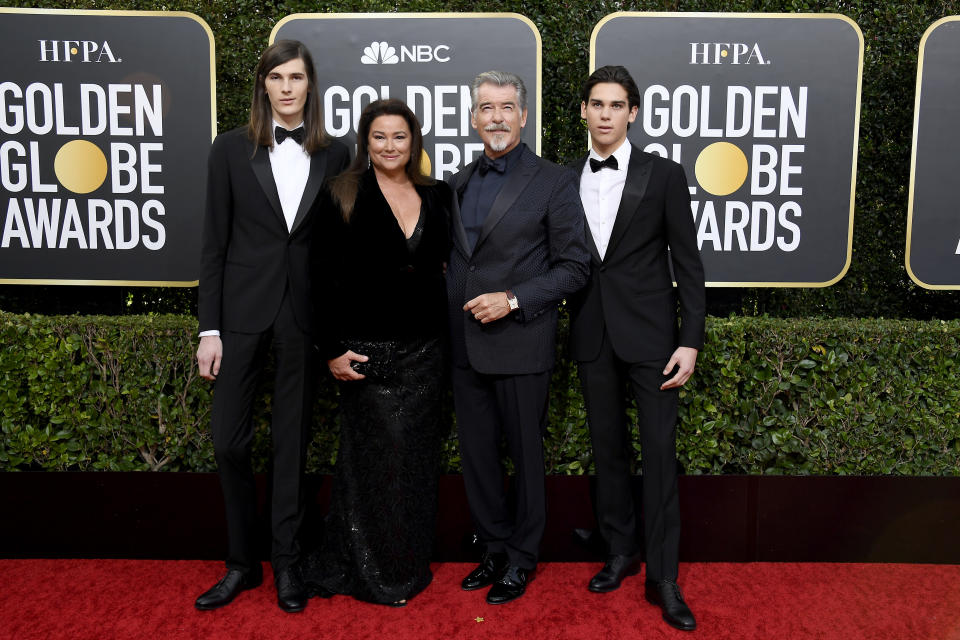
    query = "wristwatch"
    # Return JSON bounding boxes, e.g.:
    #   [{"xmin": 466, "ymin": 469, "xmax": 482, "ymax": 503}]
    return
[{"xmin": 505, "ymin": 289, "xmax": 519, "ymax": 311}]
